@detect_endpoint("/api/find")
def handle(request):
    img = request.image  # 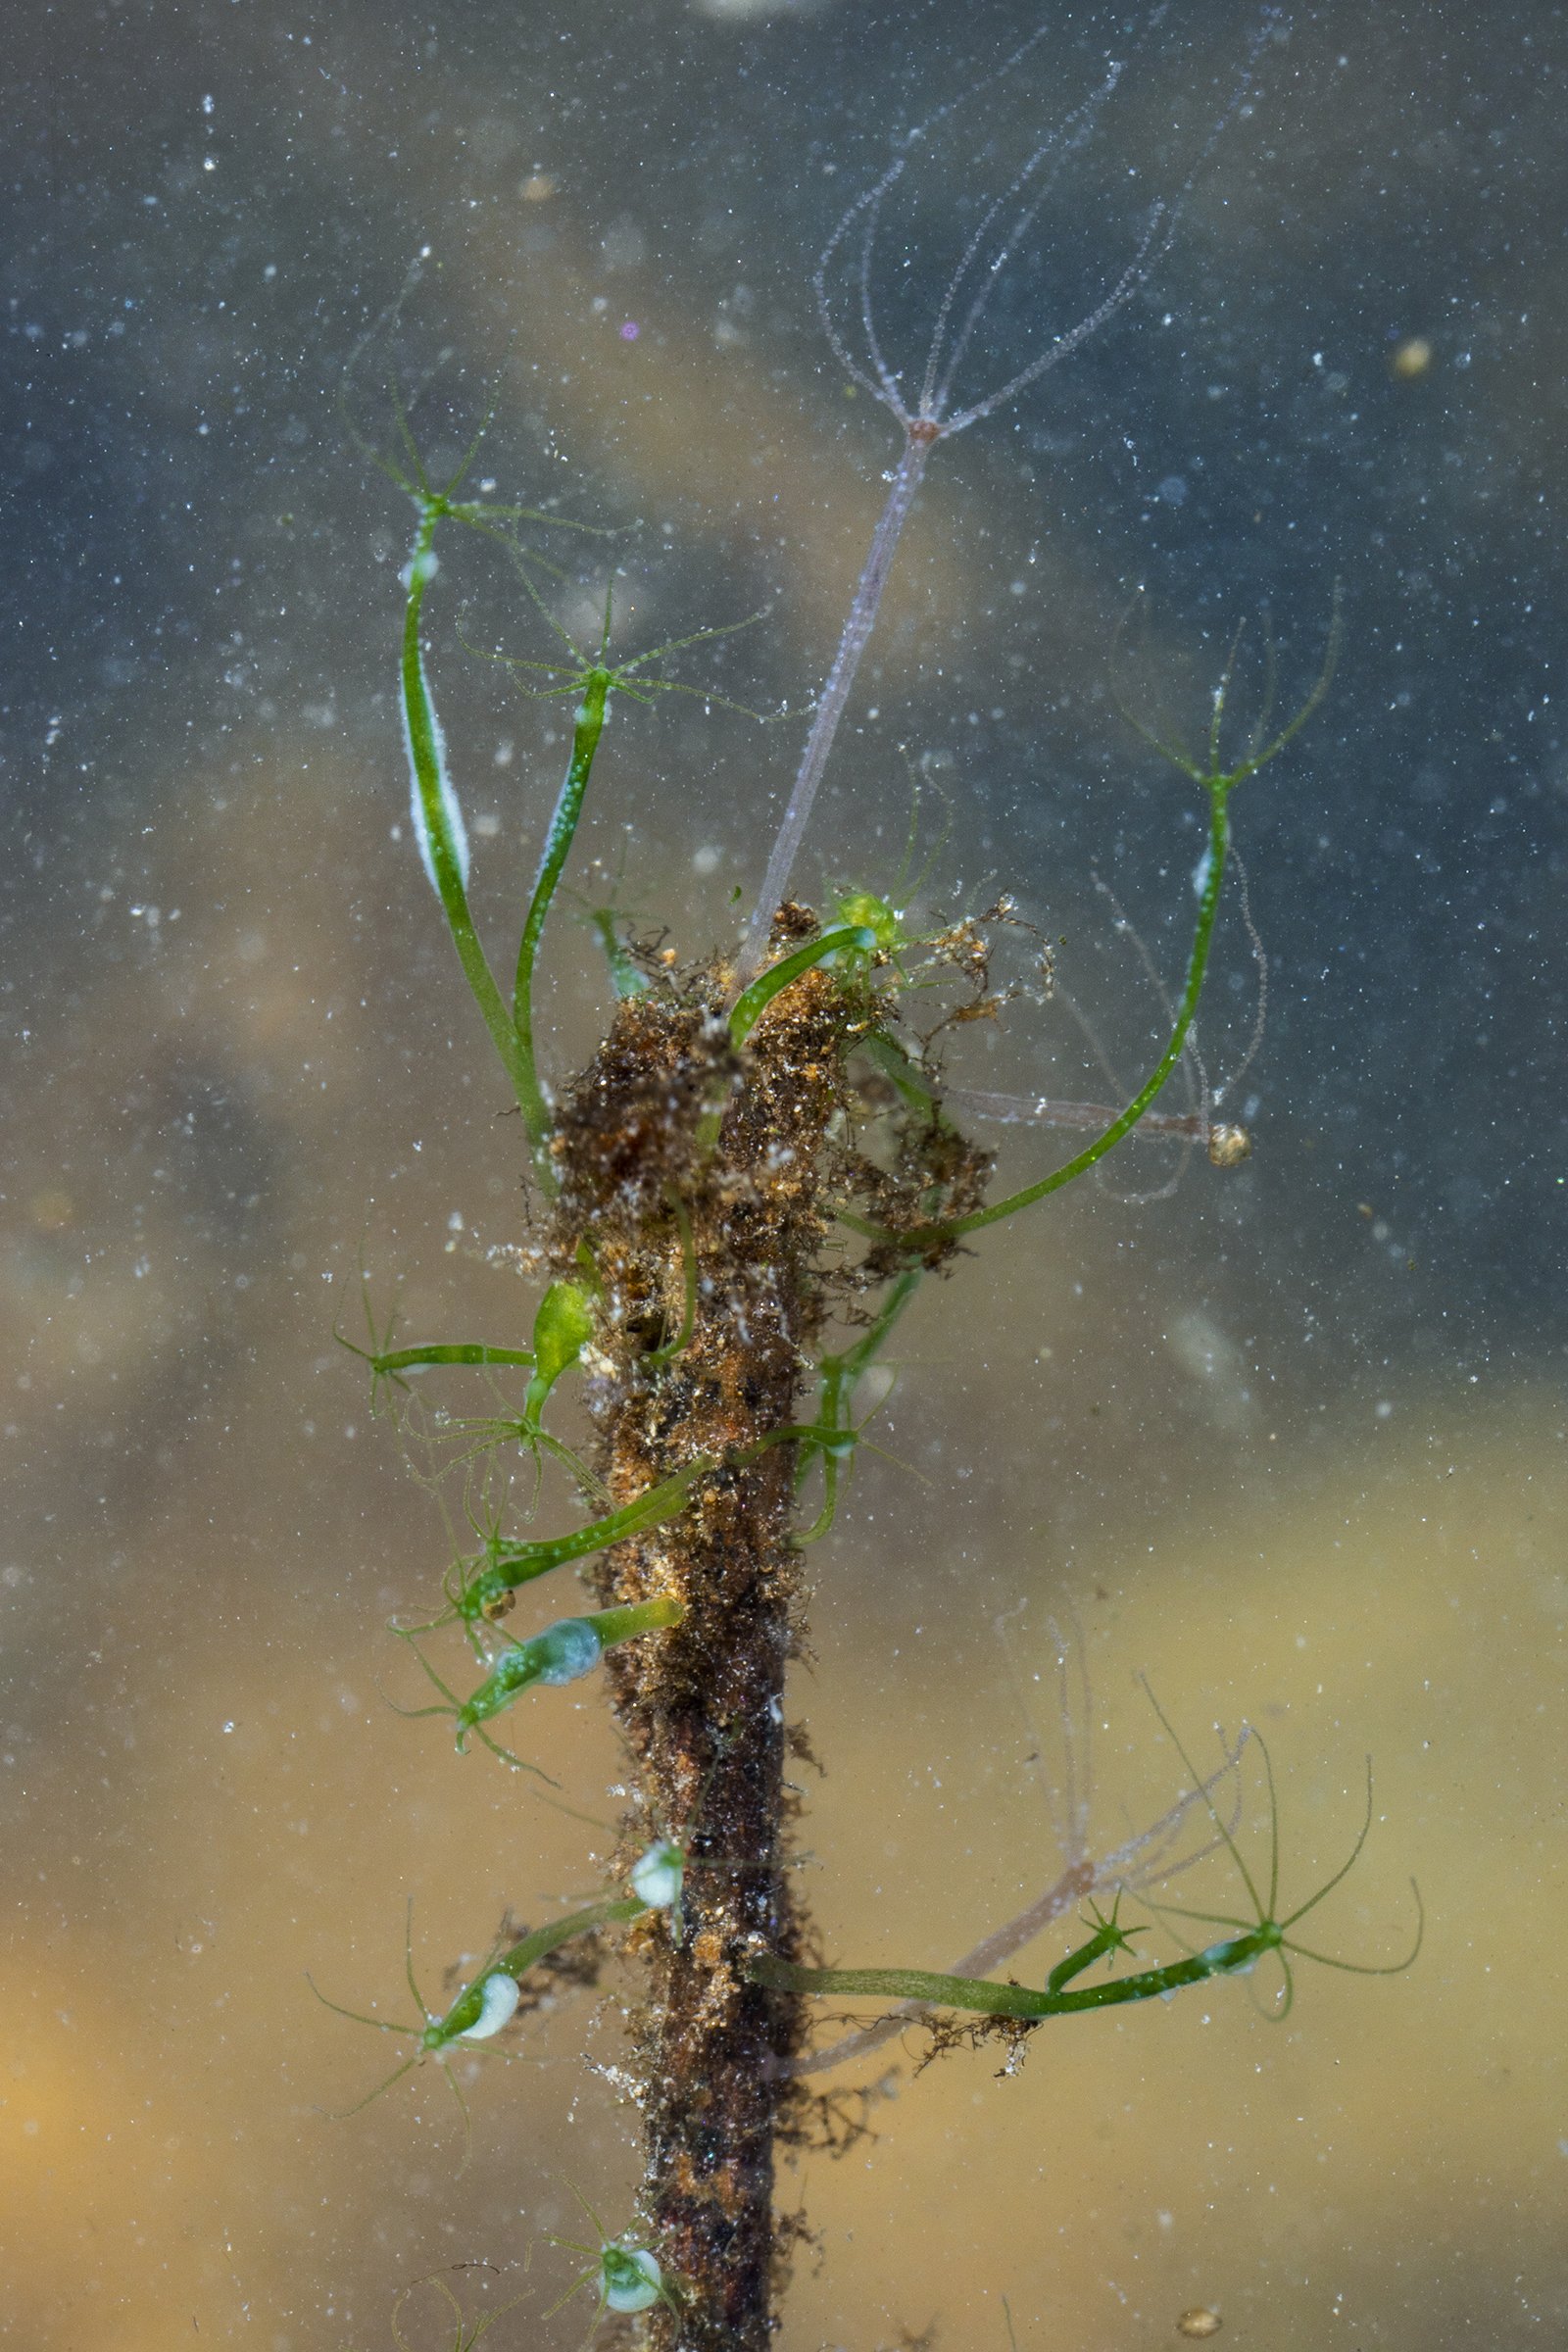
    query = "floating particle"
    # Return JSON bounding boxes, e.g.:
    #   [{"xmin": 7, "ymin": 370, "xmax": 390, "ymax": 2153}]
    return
[{"xmin": 1176, "ymin": 2310, "xmax": 1222, "ymax": 2339}]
